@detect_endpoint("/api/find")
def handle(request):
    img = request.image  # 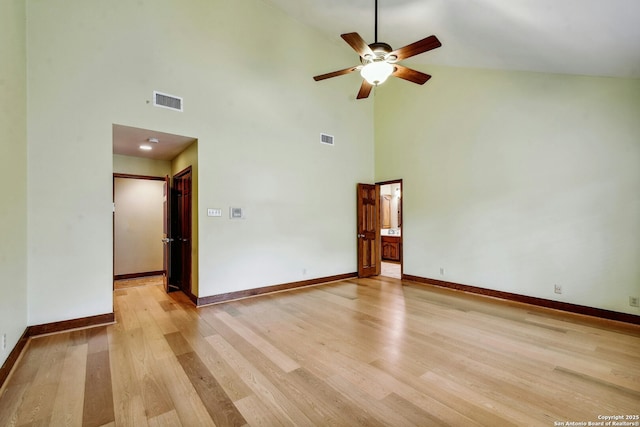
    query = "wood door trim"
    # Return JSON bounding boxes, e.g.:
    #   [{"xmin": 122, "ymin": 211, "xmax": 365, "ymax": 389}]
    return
[
  {"xmin": 376, "ymin": 178, "xmax": 403, "ymax": 186},
  {"xmin": 113, "ymin": 173, "xmax": 168, "ymax": 290},
  {"xmin": 172, "ymin": 166, "xmax": 192, "ymax": 180},
  {"xmin": 0, "ymin": 328, "xmax": 29, "ymax": 390},
  {"xmin": 376, "ymin": 179, "xmax": 403, "ymax": 275},
  {"xmin": 27, "ymin": 313, "xmax": 116, "ymax": 336},
  {"xmin": 172, "ymin": 166, "xmax": 193, "ymax": 296},
  {"xmin": 163, "ymin": 175, "xmax": 171, "ymax": 293},
  {"xmin": 195, "ymin": 272, "xmax": 357, "ymax": 306},
  {"xmin": 114, "ymin": 270, "xmax": 164, "ymax": 281},
  {"xmin": 0, "ymin": 312, "xmax": 116, "ymax": 390},
  {"xmin": 113, "ymin": 173, "xmax": 166, "ymax": 181},
  {"xmin": 403, "ymin": 275, "xmax": 640, "ymax": 326}
]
